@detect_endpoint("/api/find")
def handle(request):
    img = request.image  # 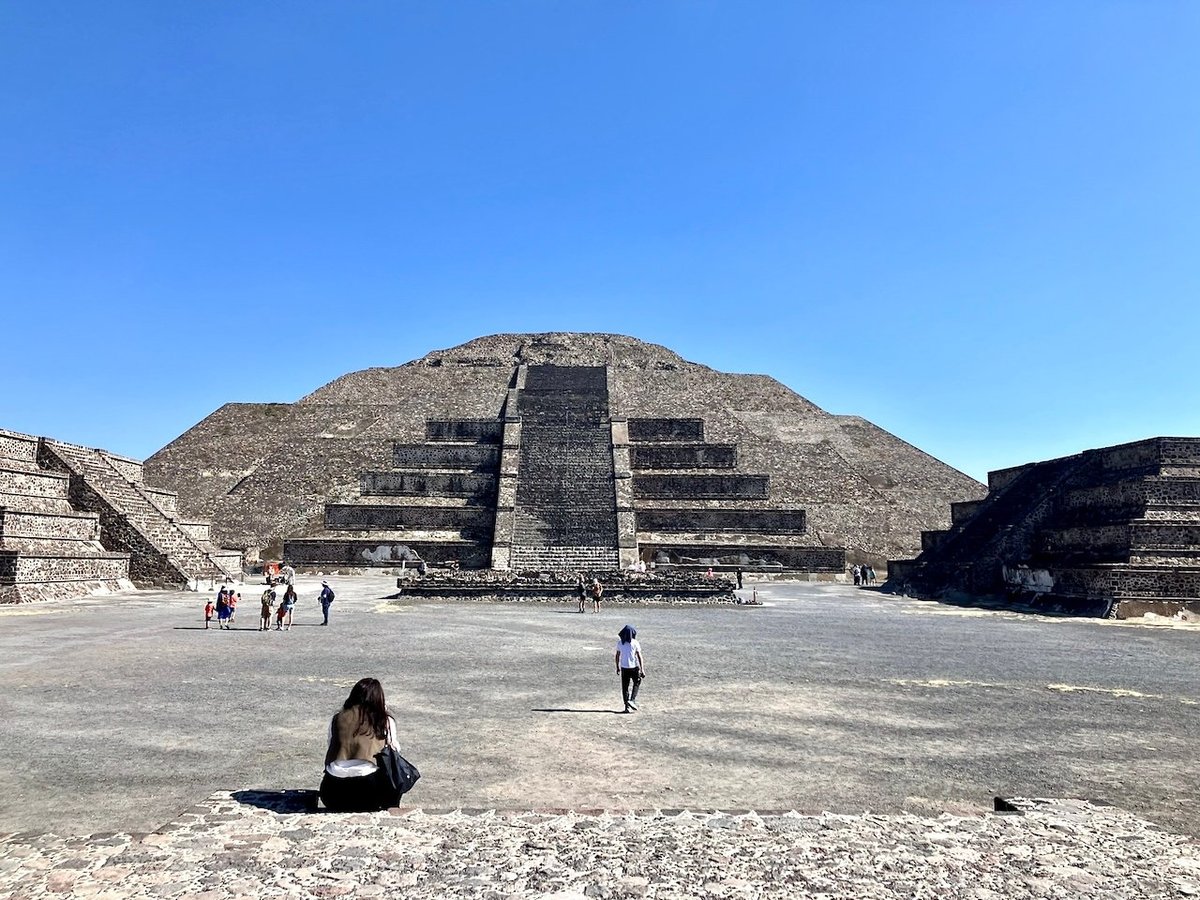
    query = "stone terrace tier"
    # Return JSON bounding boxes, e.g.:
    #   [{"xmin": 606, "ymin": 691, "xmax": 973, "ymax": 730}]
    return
[
  {"xmin": 391, "ymin": 566, "xmax": 741, "ymax": 603},
  {"xmin": 0, "ymin": 430, "xmax": 132, "ymax": 603},
  {"xmin": 888, "ymin": 437, "xmax": 1200, "ymax": 617},
  {"xmin": 39, "ymin": 438, "xmax": 240, "ymax": 585},
  {"xmin": 626, "ymin": 416, "xmax": 845, "ymax": 576},
  {"xmin": 0, "ymin": 427, "xmax": 240, "ymax": 601},
  {"xmin": 284, "ymin": 370, "xmax": 848, "ymax": 576},
  {"xmin": 285, "ymin": 415, "xmax": 504, "ymax": 569}
]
